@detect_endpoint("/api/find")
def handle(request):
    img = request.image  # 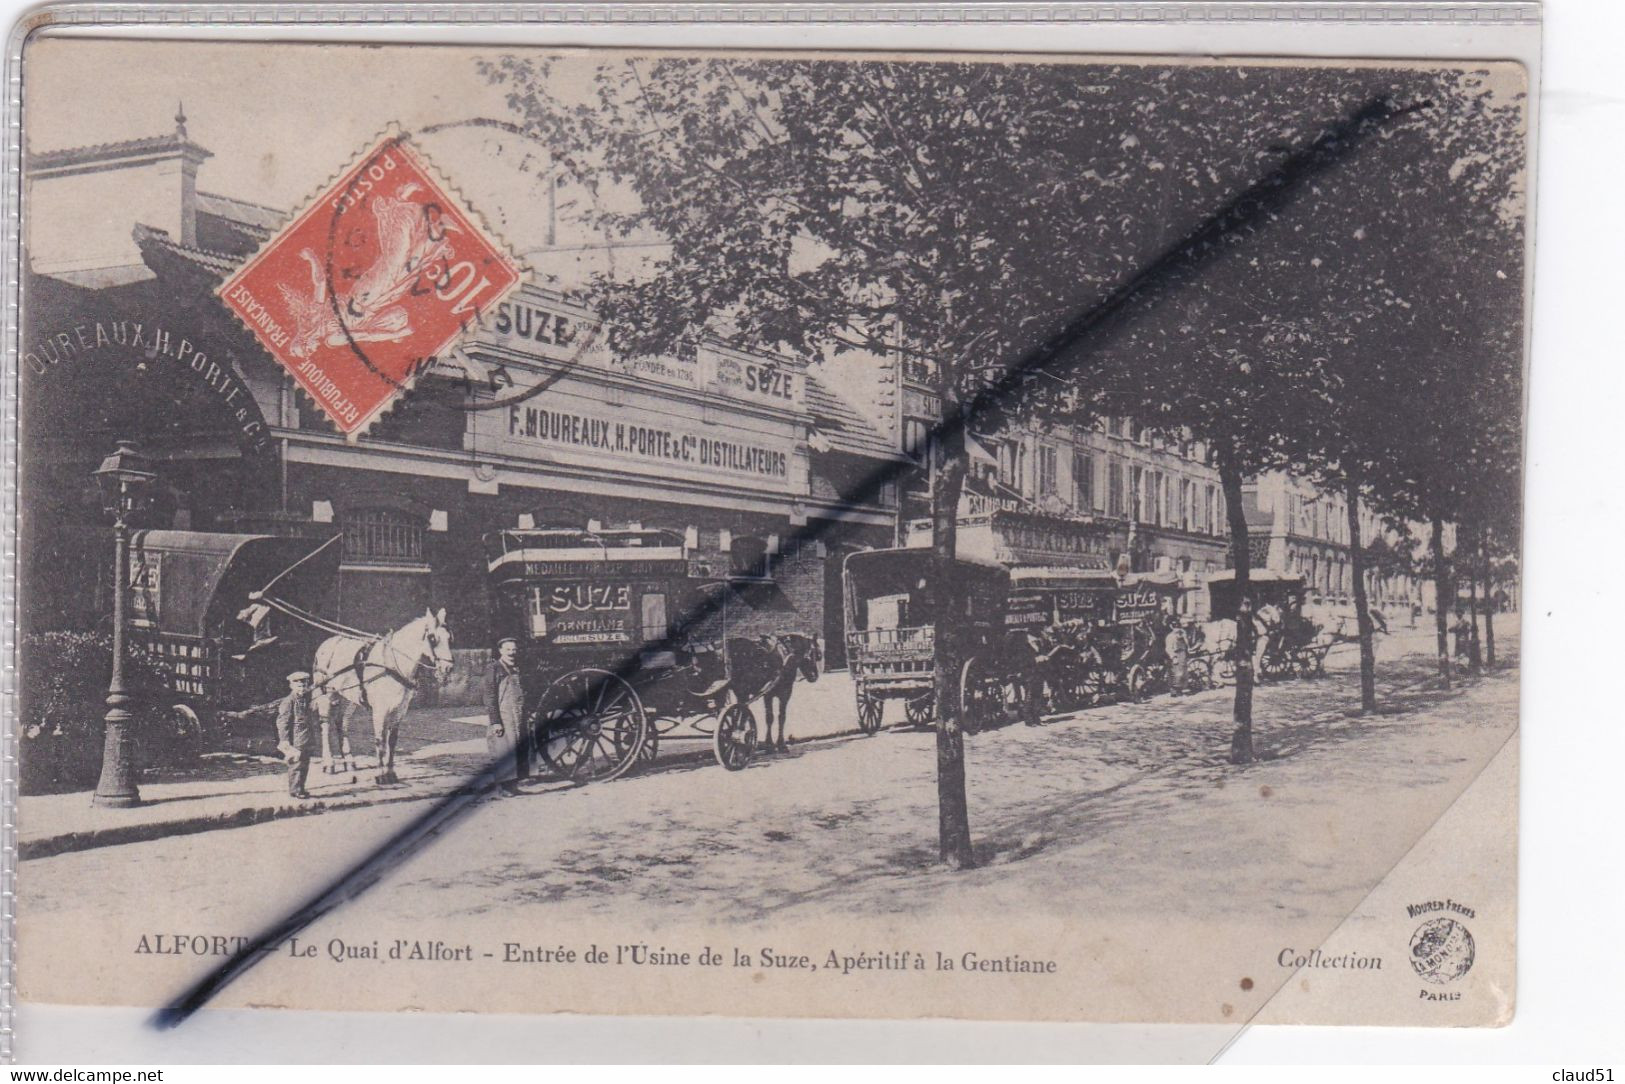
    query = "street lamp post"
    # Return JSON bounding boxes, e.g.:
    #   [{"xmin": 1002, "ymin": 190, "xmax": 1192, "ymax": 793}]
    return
[{"xmin": 91, "ymin": 440, "xmax": 155, "ymax": 809}]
